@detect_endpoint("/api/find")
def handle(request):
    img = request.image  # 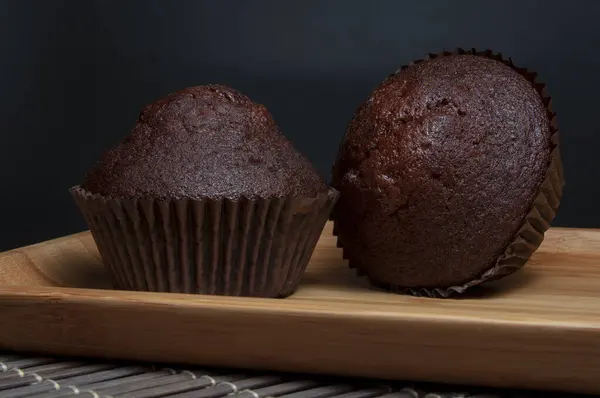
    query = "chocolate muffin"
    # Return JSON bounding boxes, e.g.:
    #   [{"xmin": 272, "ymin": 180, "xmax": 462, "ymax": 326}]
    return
[
  {"xmin": 72, "ymin": 84, "xmax": 338, "ymax": 297},
  {"xmin": 332, "ymin": 50, "xmax": 563, "ymax": 297}
]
